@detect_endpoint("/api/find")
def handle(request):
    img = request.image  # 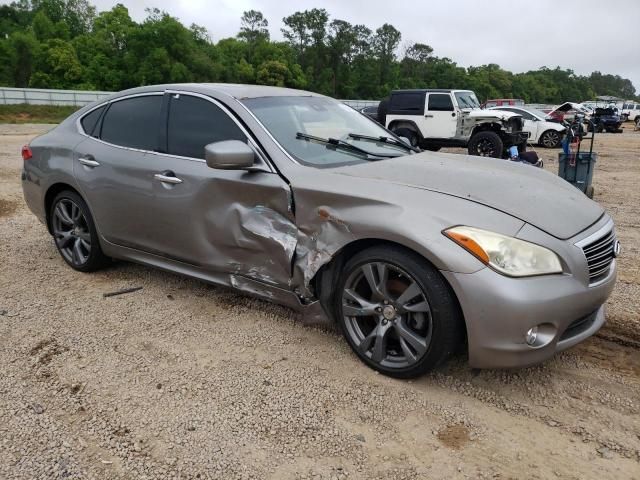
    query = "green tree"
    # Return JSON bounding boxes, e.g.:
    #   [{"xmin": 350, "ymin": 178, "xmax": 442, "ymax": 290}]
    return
[
  {"xmin": 238, "ymin": 10, "xmax": 269, "ymax": 43},
  {"xmin": 372, "ymin": 23, "xmax": 401, "ymax": 95},
  {"xmin": 30, "ymin": 38, "xmax": 82, "ymax": 87}
]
